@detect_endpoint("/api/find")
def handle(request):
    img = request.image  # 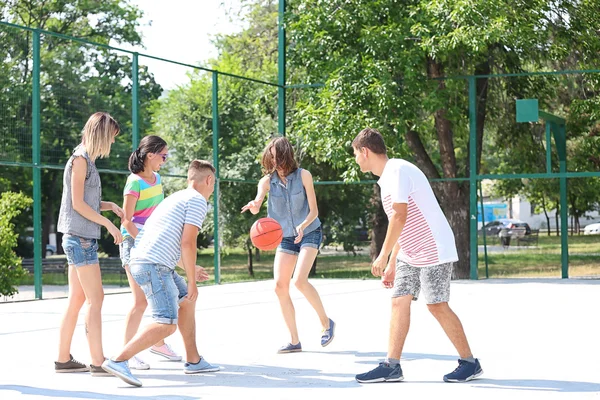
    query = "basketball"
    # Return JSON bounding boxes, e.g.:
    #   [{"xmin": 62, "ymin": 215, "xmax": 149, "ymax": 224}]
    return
[{"xmin": 250, "ymin": 217, "xmax": 283, "ymax": 251}]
